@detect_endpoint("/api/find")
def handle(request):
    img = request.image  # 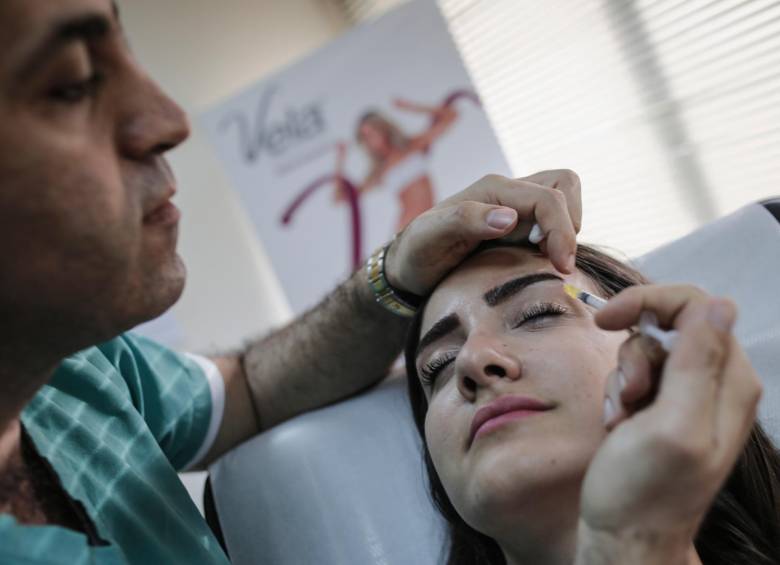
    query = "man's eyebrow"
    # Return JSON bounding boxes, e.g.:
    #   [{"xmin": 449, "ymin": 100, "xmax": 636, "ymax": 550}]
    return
[
  {"xmin": 15, "ymin": 12, "xmax": 113, "ymax": 81},
  {"xmin": 416, "ymin": 313, "xmax": 460, "ymax": 359},
  {"xmin": 483, "ymin": 273, "xmax": 564, "ymax": 307}
]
